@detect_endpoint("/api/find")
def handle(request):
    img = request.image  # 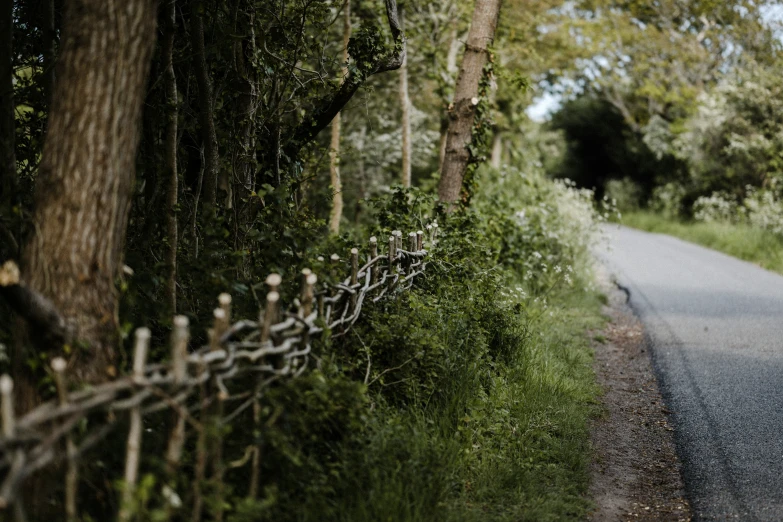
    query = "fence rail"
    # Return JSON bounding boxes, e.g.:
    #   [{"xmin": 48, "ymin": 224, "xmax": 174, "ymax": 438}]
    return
[{"xmin": 0, "ymin": 223, "xmax": 439, "ymax": 520}]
